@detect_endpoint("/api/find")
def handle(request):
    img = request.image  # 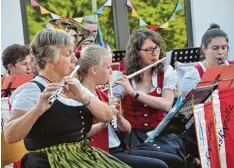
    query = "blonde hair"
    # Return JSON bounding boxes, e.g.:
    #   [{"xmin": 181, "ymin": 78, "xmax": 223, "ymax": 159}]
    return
[{"xmin": 78, "ymin": 45, "xmax": 112, "ymax": 80}]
